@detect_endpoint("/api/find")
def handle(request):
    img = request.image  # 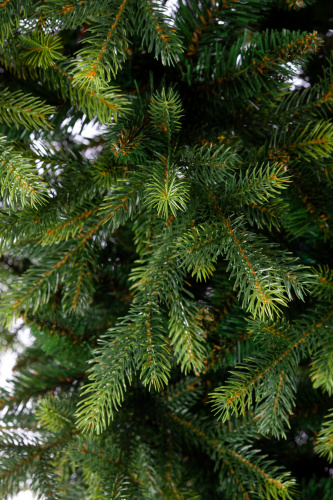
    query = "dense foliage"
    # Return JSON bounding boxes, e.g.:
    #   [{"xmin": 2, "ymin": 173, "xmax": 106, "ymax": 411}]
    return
[{"xmin": 1, "ymin": 0, "xmax": 333, "ymax": 498}]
